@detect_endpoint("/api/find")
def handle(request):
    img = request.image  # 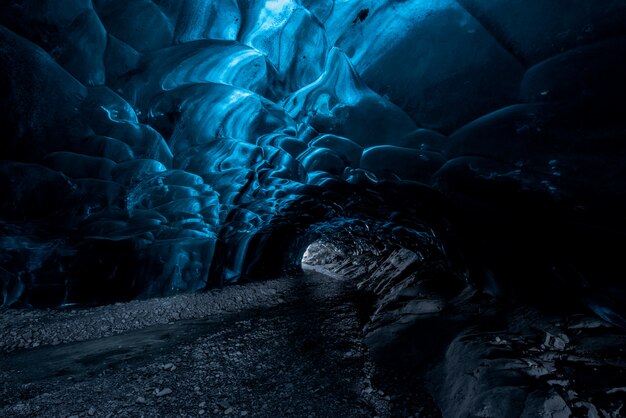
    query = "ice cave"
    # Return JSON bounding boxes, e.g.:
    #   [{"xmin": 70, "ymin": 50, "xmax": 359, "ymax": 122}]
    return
[{"xmin": 1, "ymin": 0, "xmax": 626, "ymax": 416}]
